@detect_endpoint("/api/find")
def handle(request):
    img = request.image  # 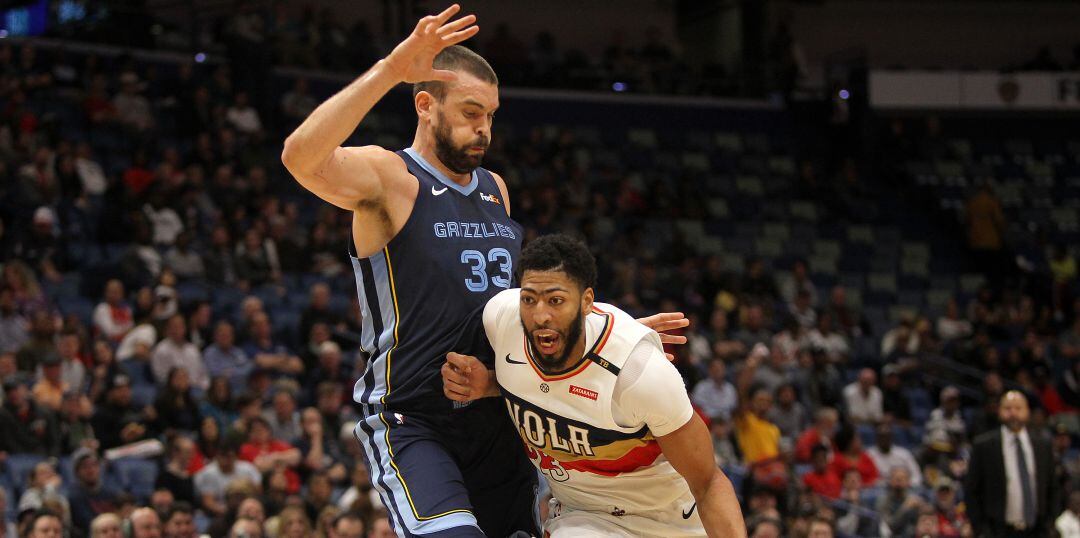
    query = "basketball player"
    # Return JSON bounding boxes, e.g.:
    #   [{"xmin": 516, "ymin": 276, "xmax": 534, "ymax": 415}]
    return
[
  {"xmin": 282, "ymin": 5, "xmax": 687, "ymax": 537},
  {"xmin": 442, "ymin": 234, "xmax": 746, "ymax": 537}
]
